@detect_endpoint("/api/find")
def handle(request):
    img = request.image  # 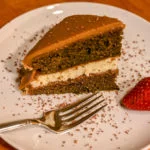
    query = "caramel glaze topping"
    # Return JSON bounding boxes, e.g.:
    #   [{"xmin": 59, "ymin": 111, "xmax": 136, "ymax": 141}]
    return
[{"xmin": 22, "ymin": 15, "xmax": 125, "ymax": 69}]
